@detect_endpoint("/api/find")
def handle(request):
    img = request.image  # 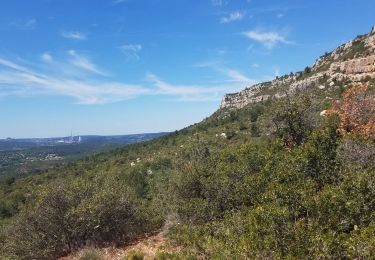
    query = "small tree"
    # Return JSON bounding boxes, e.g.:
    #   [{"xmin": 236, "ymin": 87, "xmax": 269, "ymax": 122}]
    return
[
  {"xmin": 271, "ymin": 96, "xmax": 314, "ymax": 147},
  {"xmin": 304, "ymin": 66, "xmax": 311, "ymax": 74}
]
